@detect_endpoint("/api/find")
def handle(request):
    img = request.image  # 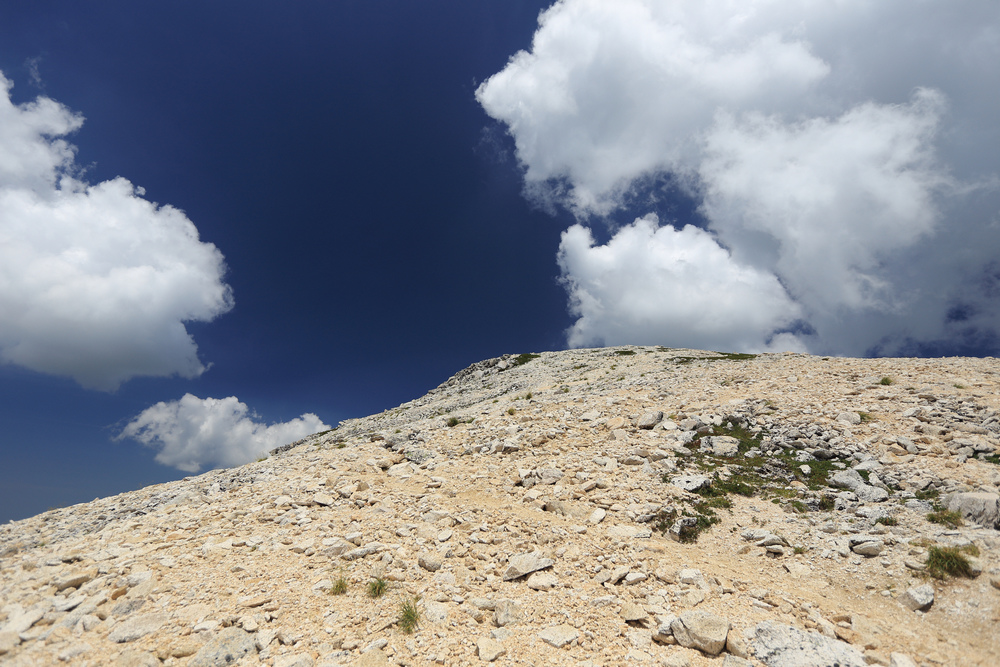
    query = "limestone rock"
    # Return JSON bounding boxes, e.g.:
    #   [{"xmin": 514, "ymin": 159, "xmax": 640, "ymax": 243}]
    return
[
  {"xmin": 837, "ymin": 412, "xmax": 862, "ymax": 425},
  {"xmin": 114, "ymin": 649, "xmax": 160, "ymax": 667},
  {"xmin": 751, "ymin": 620, "xmax": 867, "ymax": 667},
  {"xmin": 353, "ymin": 648, "xmax": 389, "ymax": 666},
  {"xmin": 670, "ymin": 610, "xmax": 730, "ymax": 655},
  {"xmin": 108, "ymin": 613, "xmax": 167, "ymax": 643},
  {"xmin": 493, "ymin": 599, "xmax": 522, "ymax": 627},
  {"xmin": 726, "ymin": 627, "xmax": 749, "ymax": 658},
  {"xmin": 700, "ymin": 436, "xmax": 739, "ymax": 457},
  {"xmin": 0, "ymin": 631, "xmax": 21, "ymax": 655},
  {"xmin": 537, "ymin": 624, "xmax": 579, "ymax": 648},
  {"xmin": 637, "ymin": 411, "xmax": 664, "ymax": 429},
  {"xmin": 588, "ymin": 508, "xmax": 607, "ymax": 524},
  {"xmin": 900, "ymin": 584, "xmax": 934, "ymax": 612},
  {"xmin": 670, "ymin": 475, "xmax": 711, "ymax": 493},
  {"xmin": 850, "ymin": 539, "xmax": 883, "ymax": 557},
  {"xmin": 889, "ymin": 653, "xmax": 918, "ymax": 667},
  {"xmin": 423, "ymin": 600, "xmax": 450, "ymax": 624},
  {"xmin": 943, "ymin": 492, "xmax": 1000, "ymax": 529},
  {"xmin": 187, "ymin": 627, "xmax": 257, "ymax": 667},
  {"xmin": 274, "ymin": 655, "xmax": 315, "ymax": 667},
  {"xmin": 53, "ymin": 567, "xmax": 98, "ymax": 592},
  {"xmin": 477, "ymin": 637, "xmax": 505, "ymax": 662},
  {"xmin": 502, "ymin": 551, "xmax": 554, "ymax": 580},
  {"xmin": 543, "ymin": 500, "xmax": 589, "ymax": 520},
  {"xmin": 526, "ymin": 571, "xmax": 558, "ymax": 591},
  {"xmin": 620, "ymin": 601, "xmax": 648, "ymax": 622},
  {"xmin": 418, "ymin": 553, "xmax": 443, "ymax": 572}
]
